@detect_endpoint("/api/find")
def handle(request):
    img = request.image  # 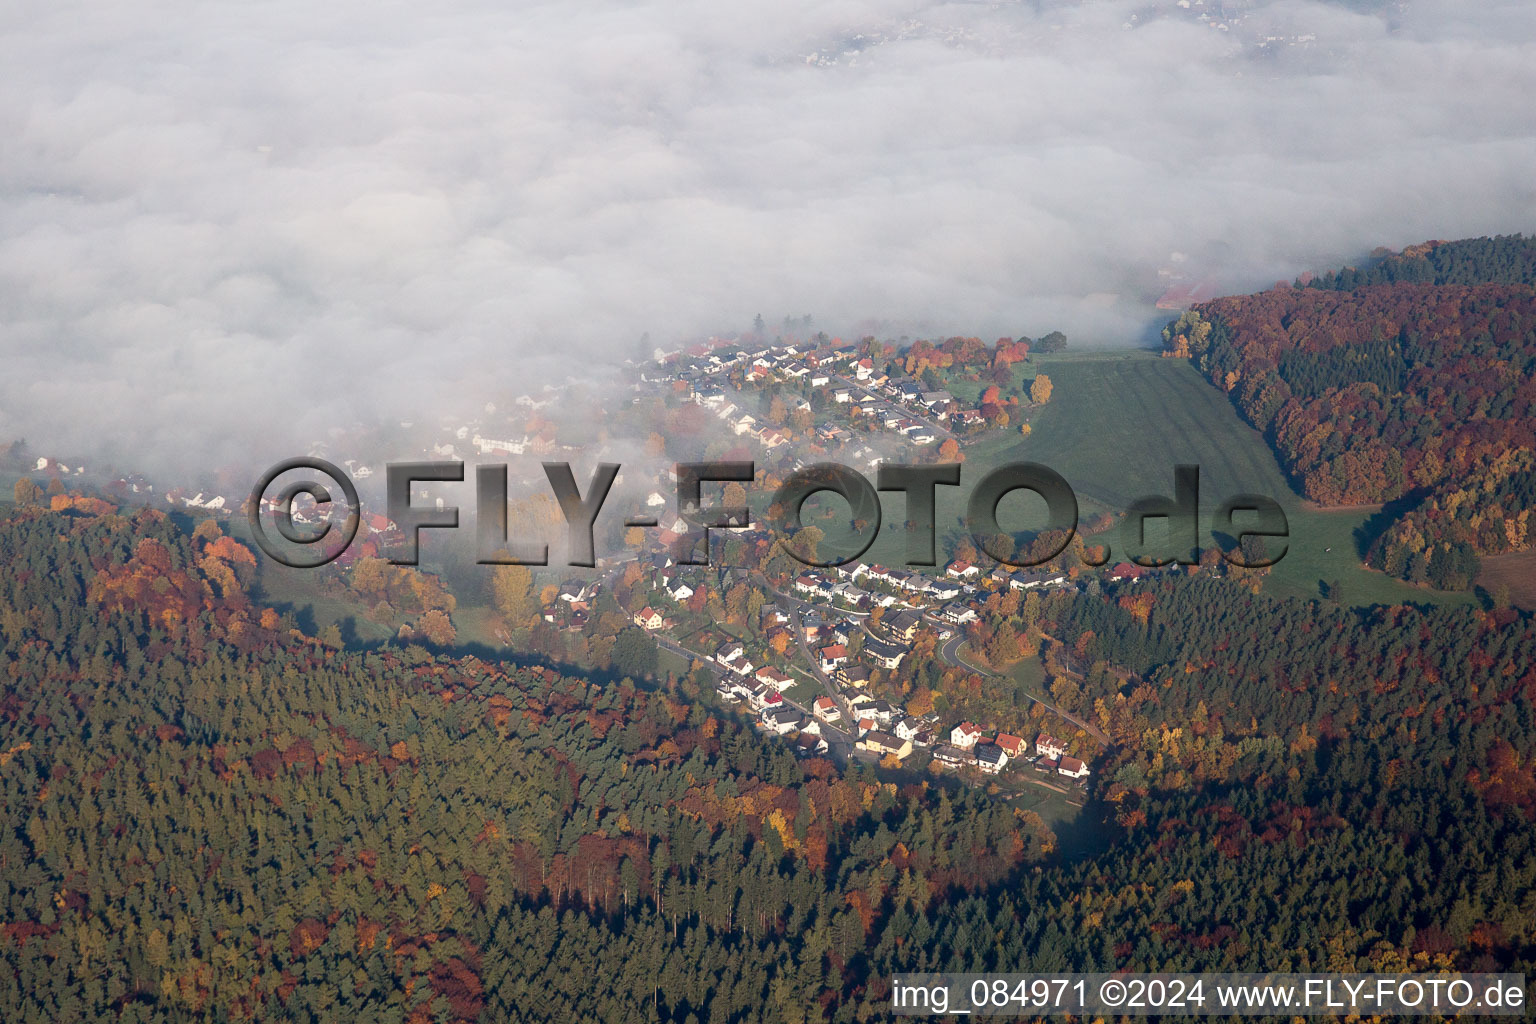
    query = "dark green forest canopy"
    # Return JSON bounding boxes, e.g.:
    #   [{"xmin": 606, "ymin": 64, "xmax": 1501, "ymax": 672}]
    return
[
  {"xmin": 1, "ymin": 505, "xmax": 1533, "ymax": 1022},
  {"xmin": 1301, "ymin": 234, "xmax": 1536, "ymax": 290}
]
